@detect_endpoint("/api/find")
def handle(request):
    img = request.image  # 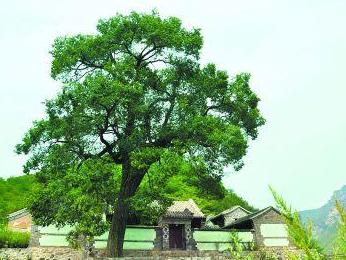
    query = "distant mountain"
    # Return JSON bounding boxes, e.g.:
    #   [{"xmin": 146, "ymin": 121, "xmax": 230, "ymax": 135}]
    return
[{"xmin": 300, "ymin": 185, "xmax": 346, "ymax": 249}]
